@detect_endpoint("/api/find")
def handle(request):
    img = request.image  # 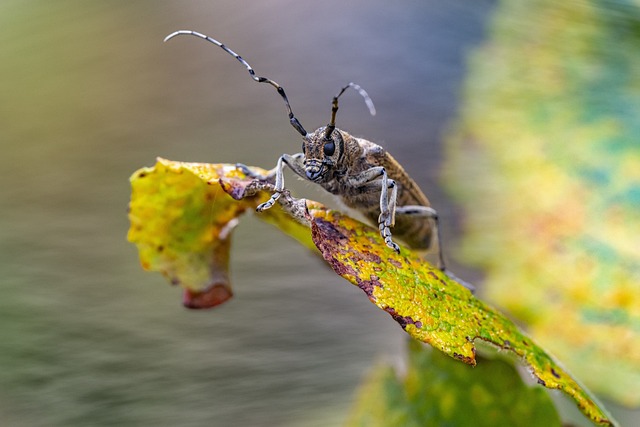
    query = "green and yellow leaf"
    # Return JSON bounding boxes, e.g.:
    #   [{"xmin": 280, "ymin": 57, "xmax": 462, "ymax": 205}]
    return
[{"xmin": 346, "ymin": 340, "xmax": 561, "ymax": 427}]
